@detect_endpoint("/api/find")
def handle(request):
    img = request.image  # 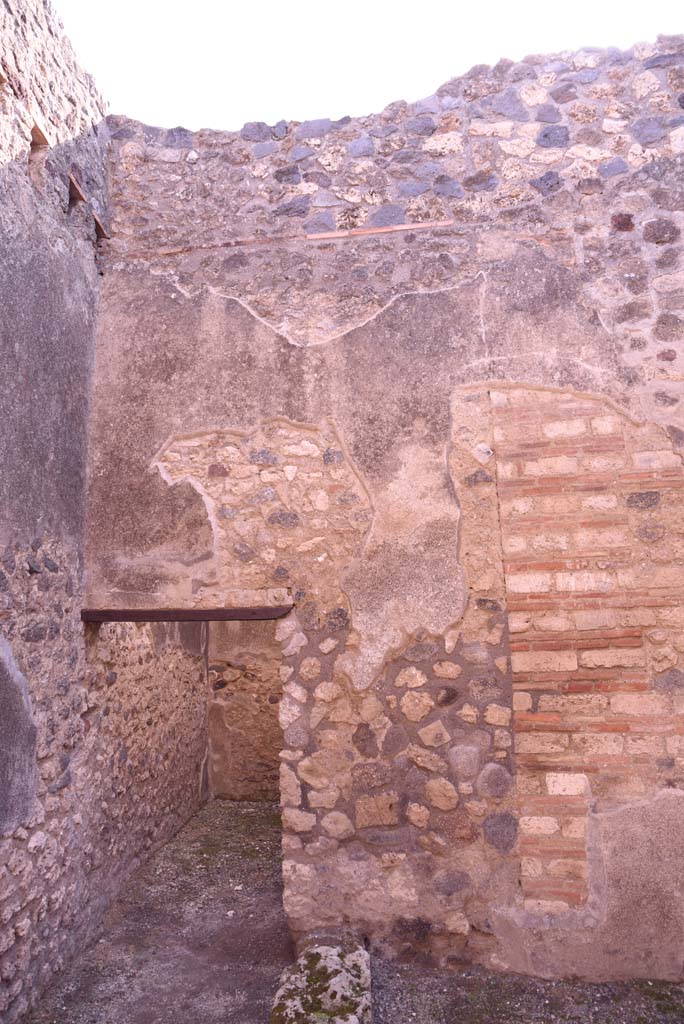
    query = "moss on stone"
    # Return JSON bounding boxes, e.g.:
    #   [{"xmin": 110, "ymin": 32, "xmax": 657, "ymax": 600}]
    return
[{"xmin": 270, "ymin": 944, "xmax": 371, "ymax": 1023}]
